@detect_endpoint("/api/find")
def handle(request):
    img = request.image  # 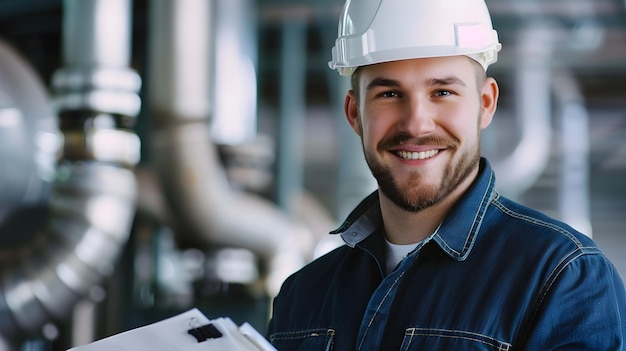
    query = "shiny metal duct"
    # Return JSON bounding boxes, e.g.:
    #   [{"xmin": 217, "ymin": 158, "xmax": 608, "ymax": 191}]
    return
[
  {"xmin": 147, "ymin": 0, "xmax": 317, "ymax": 296},
  {"xmin": 275, "ymin": 20, "xmax": 306, "ymax": 212},
  {"xmin": 554, "ymin": 72, "xmax": 592, "ymax": 236},
  {"xmin": 491, "ymin": 0, "xmax": 607, "ymax": 198},
  {"xmin": 210, "ymin": 0, "xmax": 258, "ymax": 145},
  {"xmin": 492, "ymin": 25, "xmax": 555, "ymax": 198},
  {"xmin": 0, "ymin": 37, "xmax": 60, "ymax": 351},
  {"xmin": 0, "ymin": 0, "xmax": 140, "ymax": 348}
]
